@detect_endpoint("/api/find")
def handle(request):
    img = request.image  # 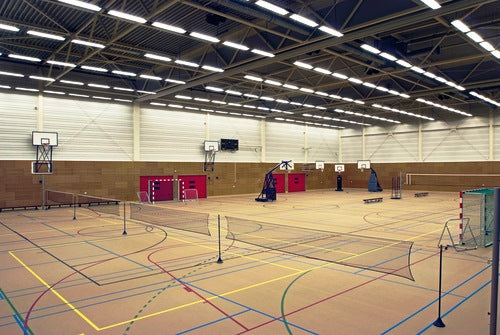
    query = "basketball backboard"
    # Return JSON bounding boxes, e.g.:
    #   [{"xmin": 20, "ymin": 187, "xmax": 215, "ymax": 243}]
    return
[
  {"xmin": 357, "ymin": 160, "xmax": 371, "ymax": 170},
  {"xmin": 32, "ymin": 131, "xmax": 58, "ymax": 146},
  {"xmin": 204, "ymin": 140, "xmax": 219, "ymax": 152},
  {"xmin": 315, "ymin": 161, "xmax": 325, "ymax": 170},
  {"xmin": 335, "ymin": 164, "xmax": 345, "ymax": 172}
]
